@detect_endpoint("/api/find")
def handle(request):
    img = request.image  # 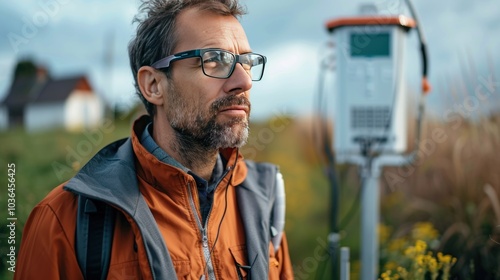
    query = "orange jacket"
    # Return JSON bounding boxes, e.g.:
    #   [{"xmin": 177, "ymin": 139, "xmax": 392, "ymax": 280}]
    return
[{"xmin": 15, "ymin": 116, "xmax": 294, "ymax": 279}]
